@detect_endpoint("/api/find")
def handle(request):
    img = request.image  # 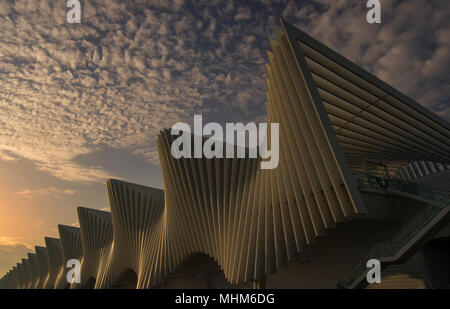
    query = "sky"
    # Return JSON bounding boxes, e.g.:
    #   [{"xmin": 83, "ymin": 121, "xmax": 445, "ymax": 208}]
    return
[{"xmin": 0, "ymin": 0, "xmax": 449, "ymax": 277}]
